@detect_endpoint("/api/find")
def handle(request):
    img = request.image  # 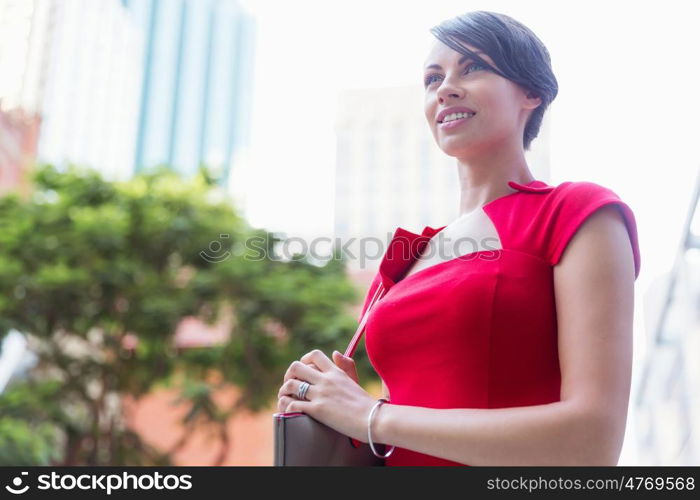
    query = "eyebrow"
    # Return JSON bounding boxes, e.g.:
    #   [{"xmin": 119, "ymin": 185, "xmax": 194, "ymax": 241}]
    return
[{"xmin": 424, "ymin": 51, "xmax": 486, "ymax": 71}]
